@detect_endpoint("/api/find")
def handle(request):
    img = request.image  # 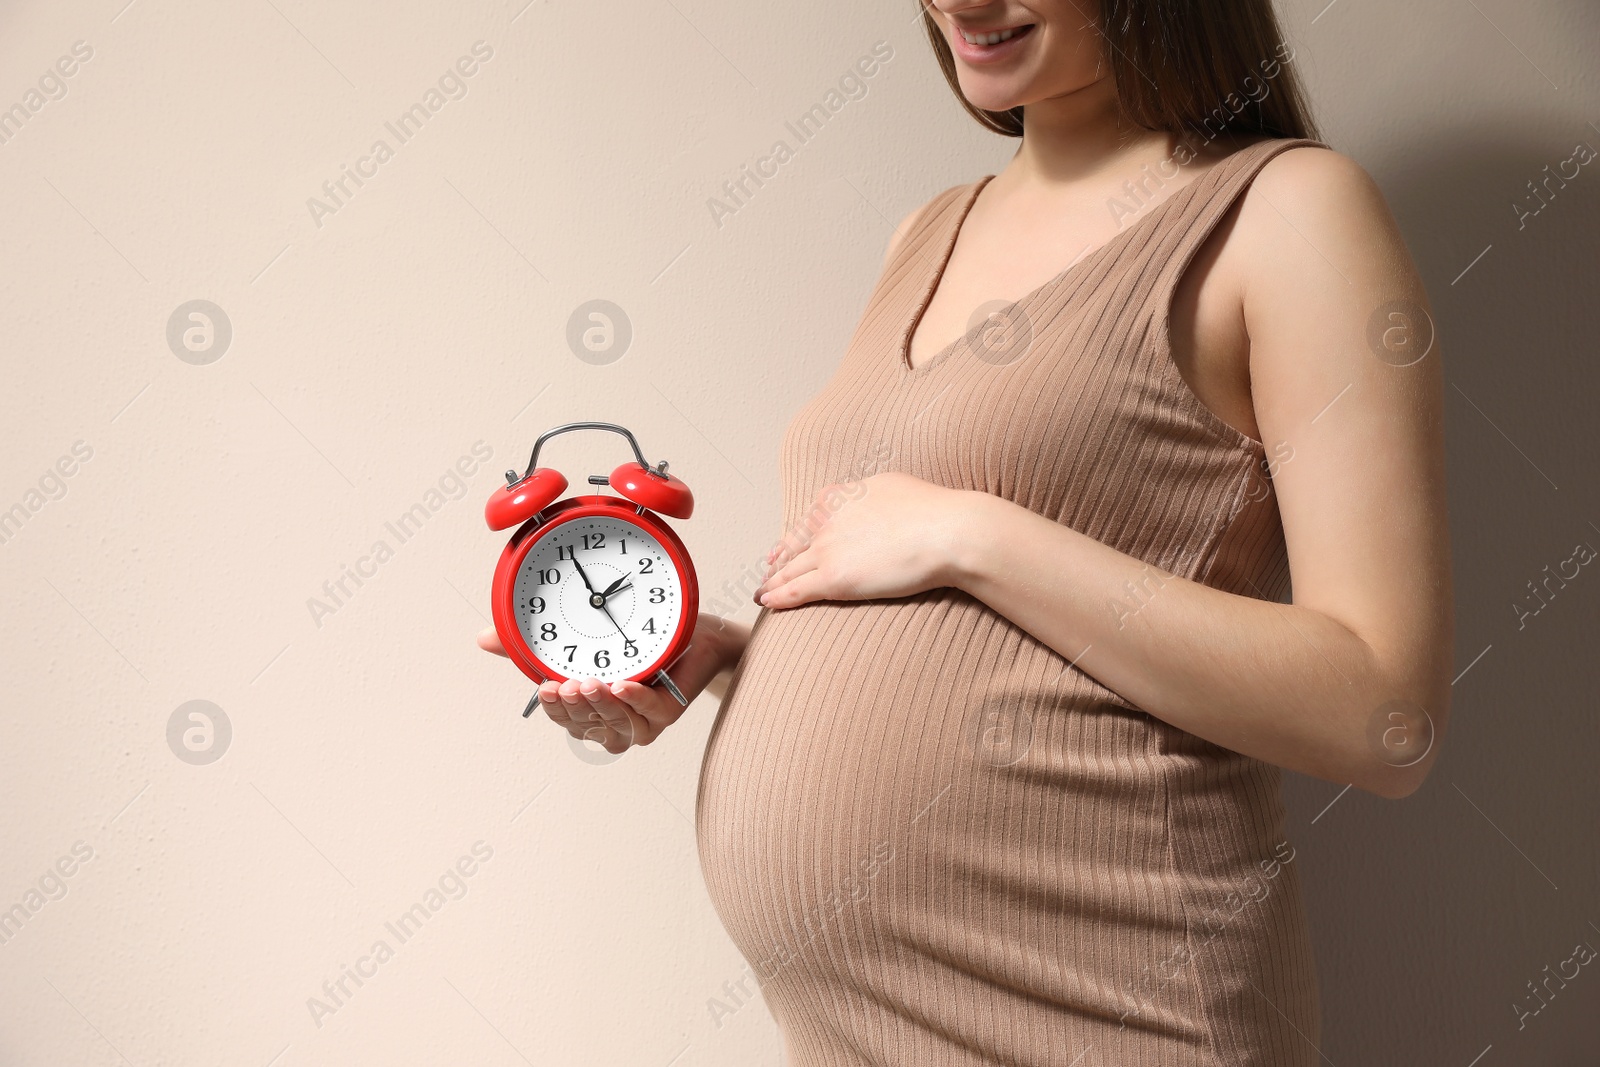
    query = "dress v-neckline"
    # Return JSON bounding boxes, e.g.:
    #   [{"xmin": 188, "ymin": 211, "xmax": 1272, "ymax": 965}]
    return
[{"xmin": 897, "ymin": 166, "xmax": 1208, "ymax": 376}]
